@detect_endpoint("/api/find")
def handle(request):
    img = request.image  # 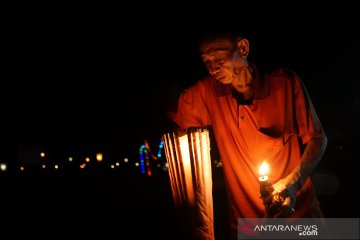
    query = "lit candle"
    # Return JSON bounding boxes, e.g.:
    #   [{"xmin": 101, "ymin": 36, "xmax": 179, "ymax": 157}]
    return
[
  {"xmin": 258, "ymin": 161, "xmax": 271, "ymax": 199},
  {"xmin": 258, "ymin": 161, "xmax": 285, "ymax": 216},
  {"xmin": 259, "ymin": 161, "xmax": 269, "ymax": 182}
]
